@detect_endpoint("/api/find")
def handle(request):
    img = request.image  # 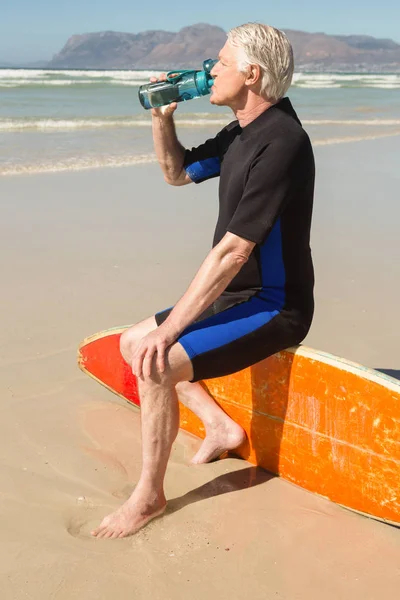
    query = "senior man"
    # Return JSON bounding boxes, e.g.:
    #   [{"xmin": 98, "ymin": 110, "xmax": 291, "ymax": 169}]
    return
[{"xmin": 92, "ymin": 23, "xmax": 315, "ymax": 539}]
